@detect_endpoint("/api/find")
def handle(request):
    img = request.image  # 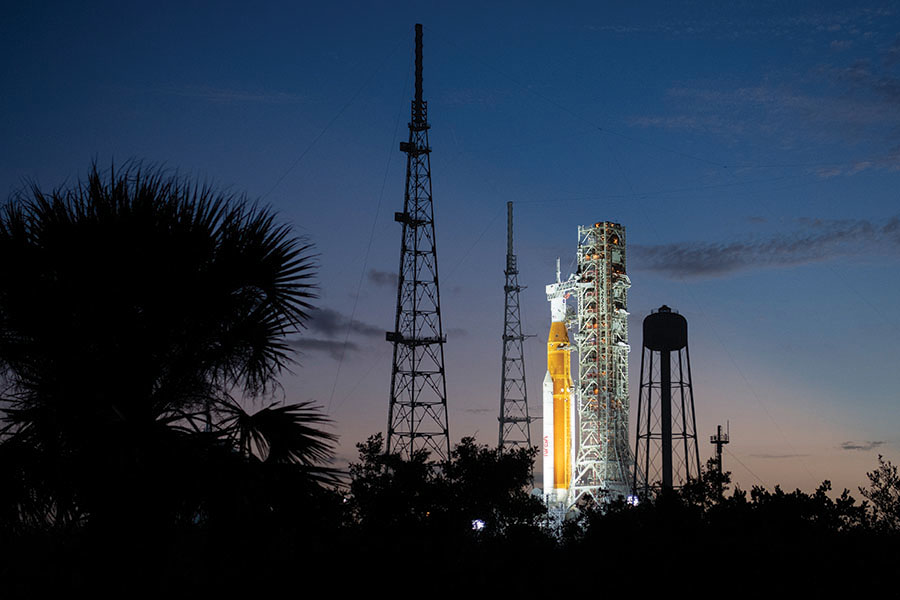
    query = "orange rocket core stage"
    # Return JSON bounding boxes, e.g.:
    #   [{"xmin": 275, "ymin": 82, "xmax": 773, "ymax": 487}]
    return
[{"xmin": 548, "ymin": 321, "xmax": 573, "ymax": 491}]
